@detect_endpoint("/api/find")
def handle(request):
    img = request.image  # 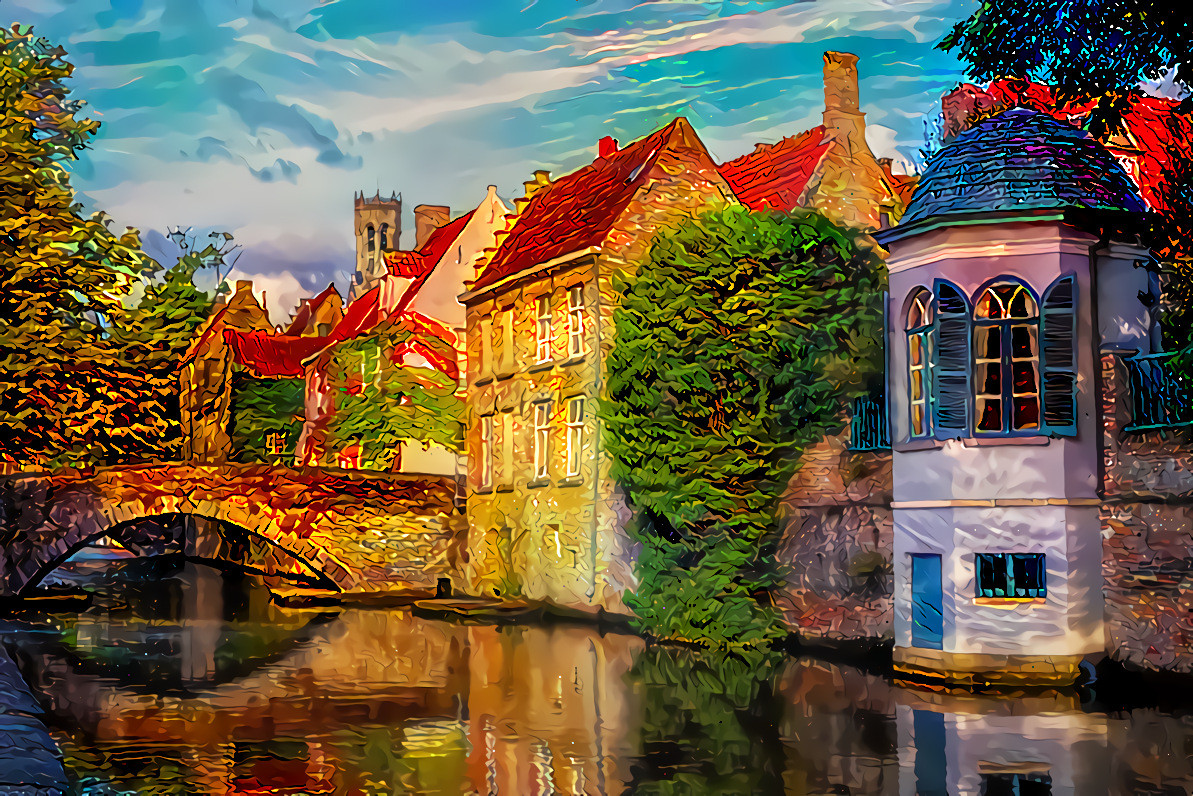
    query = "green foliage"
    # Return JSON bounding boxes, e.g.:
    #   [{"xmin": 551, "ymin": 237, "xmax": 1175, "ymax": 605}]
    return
[
  {"xmin": 228, "ymin": 374, "xmax": 305, "ymax": 464},
  {"xmin": 627, "ymin": 645, "xmax": 786, "ymax": 794},
  {"xmin": 323, "ymin": 321, "xmax": 464, "ymax": 471},
  {"xmin": 603, "ymin": 206, "xmax": 886, "ymax": 647},
  {"xmin": 0, "ymin": 25, "xmax": 153, "ymax": 468}
]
